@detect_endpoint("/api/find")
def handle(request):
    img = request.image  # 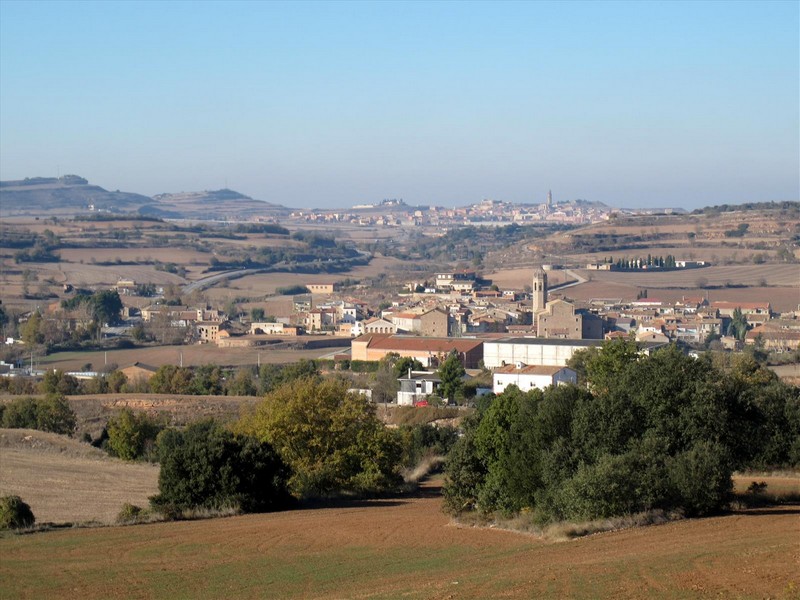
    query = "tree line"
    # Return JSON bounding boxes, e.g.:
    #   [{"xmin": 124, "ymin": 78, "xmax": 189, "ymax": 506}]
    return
[
  {"xmin": 103, "ymin": 377, "xmax": 458, "ymax": 517},
  {"xmin": 443, "ymin": 341, "xmax": 799, "ymax": 524}
]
